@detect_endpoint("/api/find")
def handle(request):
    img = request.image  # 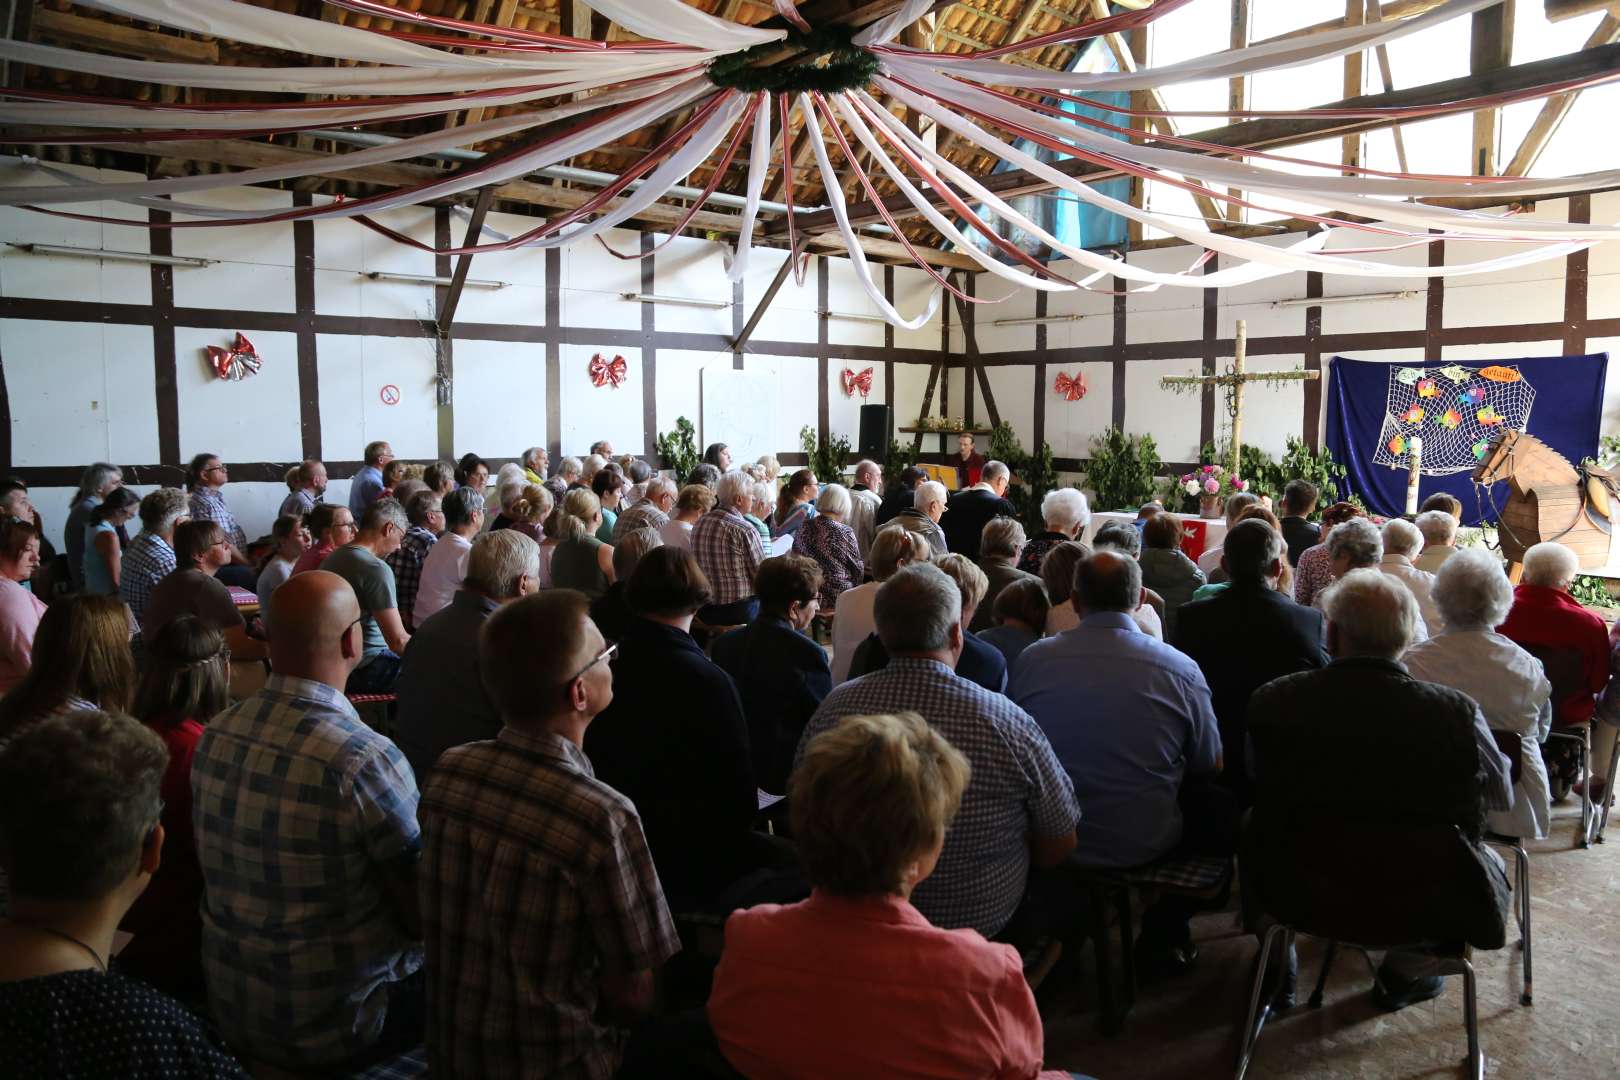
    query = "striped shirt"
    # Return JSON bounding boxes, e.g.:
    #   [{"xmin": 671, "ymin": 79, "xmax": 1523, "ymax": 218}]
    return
[
  {"xmin": 420, "ymin": 727, "xmax": 679, "ymax": 1080},
  {"xmin": 692, "ymin": 507, "xmax": 764, "ymax": 606},
  {"xmin": 279, "ymin": 488, "xmax": 319, "ymax": 520},
  {"xmin": 797, "ymin": 657, "xmax": 1079, "ymax": 938},
  {"xmin": 120, "ymin": 531, "xmax": 177, "ymax": 631},
  {"xmin": 189, "ymin": 487, "xmax": 247, "ymax": 551},
  {"xmin": 385, "ymin": 526, "xmax": 437, "ymax": 628},
  {"xmin": 191, "ymin": 675, "xmax": 423, "ymax": 1068}
]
